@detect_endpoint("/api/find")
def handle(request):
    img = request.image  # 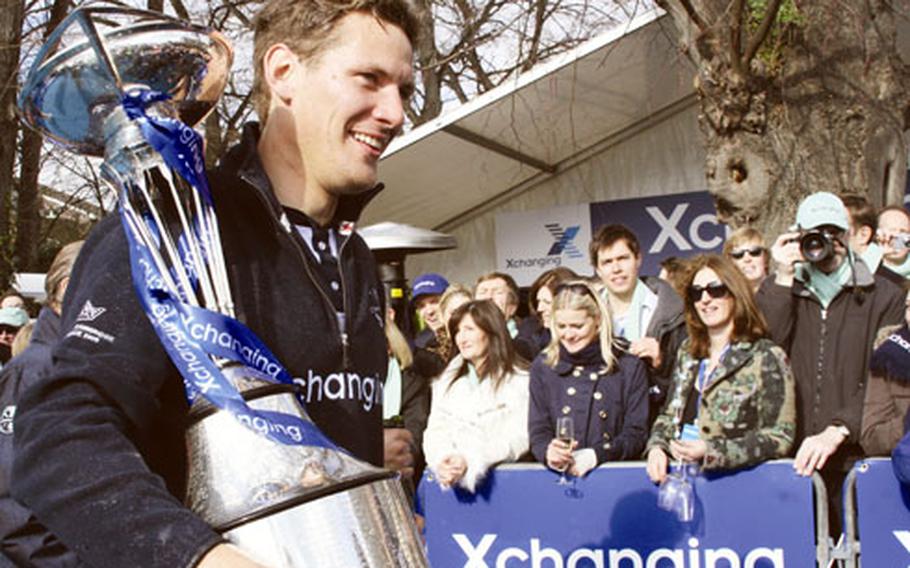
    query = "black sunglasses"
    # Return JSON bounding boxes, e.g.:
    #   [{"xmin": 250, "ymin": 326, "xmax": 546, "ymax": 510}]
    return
[
  {"xmin": 687, "ymin": 282, "xmax": 729, "ymax": 303},
  {"xmin": 730, "ymin": 246, "xmax": 765, "ymax": 260},
  {"xmin": 0, "ymin": 324, "xmax": 19, "ymax": 335}
]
